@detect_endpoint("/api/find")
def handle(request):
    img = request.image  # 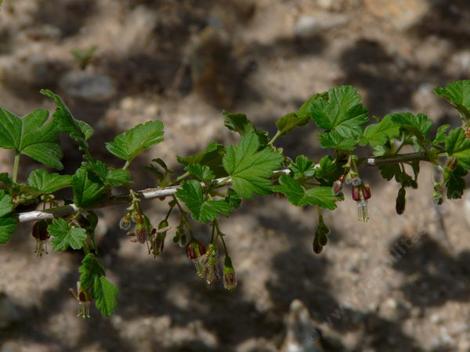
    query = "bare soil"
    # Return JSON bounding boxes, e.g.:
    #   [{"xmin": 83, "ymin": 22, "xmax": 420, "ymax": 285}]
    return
[{"xmin": 0, "ymin": 0, "xmax": 469, "ymax": 351}]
